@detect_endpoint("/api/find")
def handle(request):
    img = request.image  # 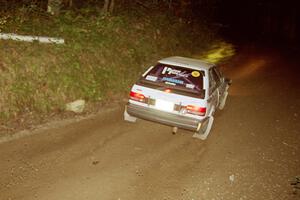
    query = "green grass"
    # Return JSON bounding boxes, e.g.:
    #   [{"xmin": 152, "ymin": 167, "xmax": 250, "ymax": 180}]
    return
[{"xmin": 0, "ymin": 8, "xmax": 218, "ymax": 123}]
